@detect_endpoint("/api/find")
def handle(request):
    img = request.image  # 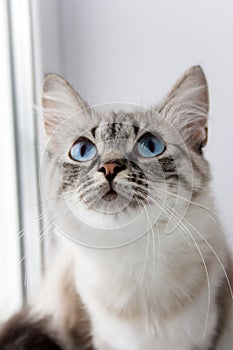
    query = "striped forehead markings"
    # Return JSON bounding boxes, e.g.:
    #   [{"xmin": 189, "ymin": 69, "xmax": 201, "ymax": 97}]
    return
[{"xmin": 103, "ymin": 122, "xmax": 139, "ymax": 140}]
